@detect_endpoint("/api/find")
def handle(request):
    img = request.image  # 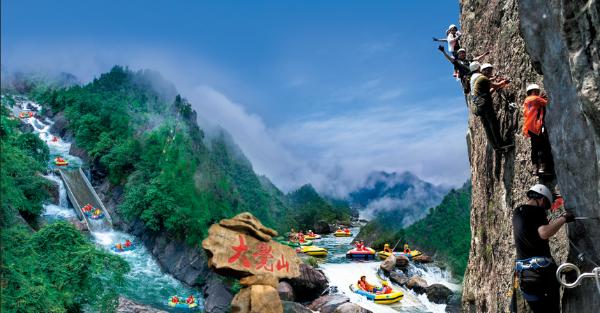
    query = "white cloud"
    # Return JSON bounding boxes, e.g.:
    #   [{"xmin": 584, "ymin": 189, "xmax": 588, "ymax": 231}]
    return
[{"xmin": 275, "ymin": 99, "xmax": 470, "ymax": 195}]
